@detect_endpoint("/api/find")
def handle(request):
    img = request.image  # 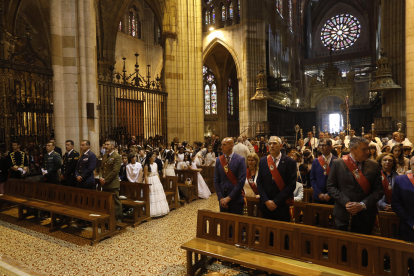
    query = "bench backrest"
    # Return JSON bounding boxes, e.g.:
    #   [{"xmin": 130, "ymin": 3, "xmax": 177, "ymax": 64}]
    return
[
  {"xmin": 5, "ymin": 179, "xmax": 114, "ymax": 216},
  {"xmin": 175, "ymin": 169, "xmax": 198, "ymax": 186},
  {"xmin": 118, "ymin": 181, "xmax": 151, "ymax": 202},
  {"xmin": 197, "ymin": 166, "xmax": 214, "ymax": 179},
  {"xmin": 161, "ymin": 176, "xmax": 177, "ymax": 193},
  {"xmin": 303, "ymin": 188, "xmax": 314, "ymax": 203},
  {"xmin": 196, "ymin": 209, "xmax": 414, "ymax": 276}
]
